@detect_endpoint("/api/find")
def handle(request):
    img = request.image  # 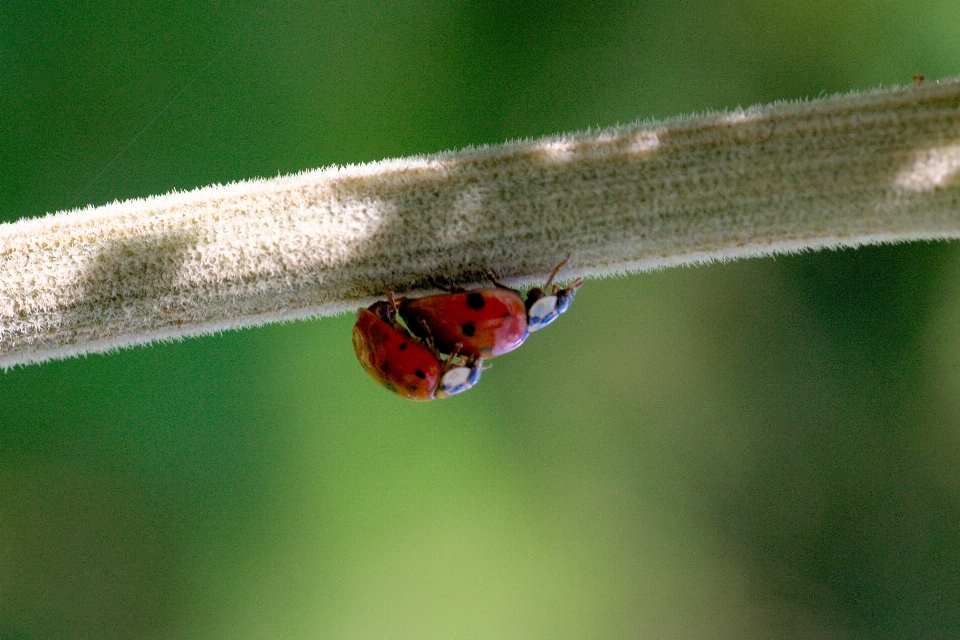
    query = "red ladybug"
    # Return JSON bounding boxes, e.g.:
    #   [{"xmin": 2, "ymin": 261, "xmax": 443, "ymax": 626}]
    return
[
  {"xmin": 353, "ymin": 300, "xmax": 481, "ymax": 400},
  {"xmin": 398, "ymin": 259, "xmax": 582, "ymax": 359}
]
